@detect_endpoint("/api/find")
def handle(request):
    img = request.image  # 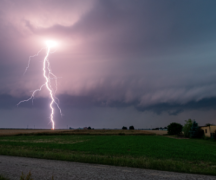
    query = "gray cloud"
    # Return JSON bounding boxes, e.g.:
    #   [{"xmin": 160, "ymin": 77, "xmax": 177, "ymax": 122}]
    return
[
  {"xmin": 2, "ymin": 93, "xmax": 216, "ymax": 117},
  {"xmin": 1, "ymin": 0, "xmax": 216, "ymax": 128}
]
